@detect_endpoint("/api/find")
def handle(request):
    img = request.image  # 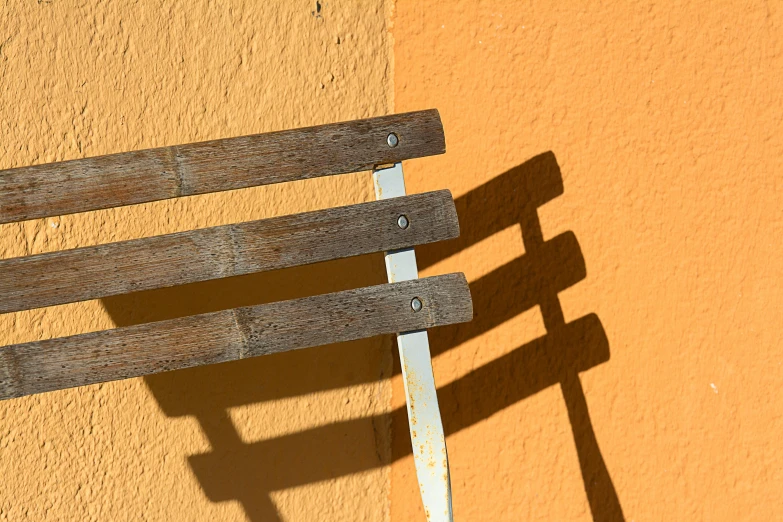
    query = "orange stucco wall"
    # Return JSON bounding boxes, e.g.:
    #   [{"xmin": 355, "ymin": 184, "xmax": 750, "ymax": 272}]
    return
[
  {"xmin": 392, "ymin": 1, "xmax": 783, "ymax": 520},
  {"xmin": 1, "ymin": 1, "xmax": 781, "ymax": 520}
]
